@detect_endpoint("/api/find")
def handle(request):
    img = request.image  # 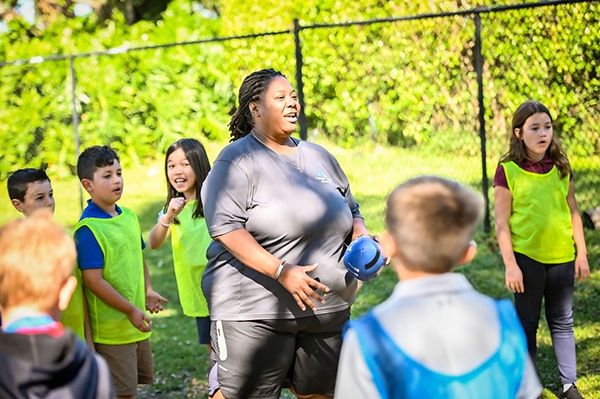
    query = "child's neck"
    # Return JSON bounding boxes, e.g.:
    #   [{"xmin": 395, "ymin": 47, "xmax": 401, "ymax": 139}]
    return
[
  {"xmin": 397, "ymin": 267, "xmax": 441, "ymax": 281},
  {"xmin": 91, "ymin": 199, "xmax": 119, "ymax": 216},
  {"xmin": 182, "ymin": 190, "xmax": 196, "ymax": 201},
  {"xmin": 1, "ymin": 307, "xmax": 52, "ymax": 330}
]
